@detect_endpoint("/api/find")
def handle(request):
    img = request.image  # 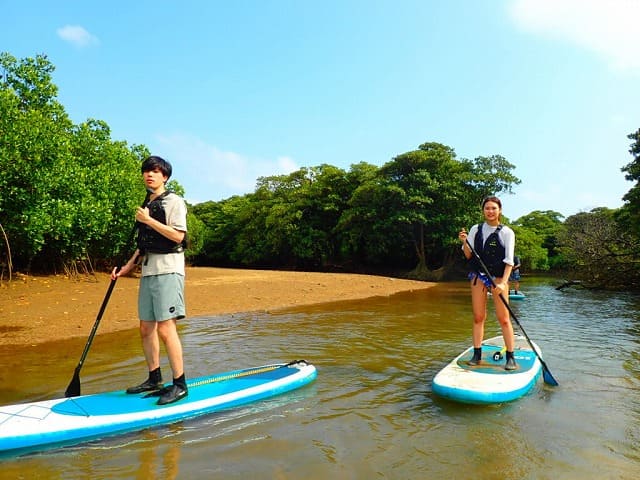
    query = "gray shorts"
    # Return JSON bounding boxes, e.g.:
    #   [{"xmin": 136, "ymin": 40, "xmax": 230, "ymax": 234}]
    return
[{"xmin": 138, "ymin": 273, "xmax": 186, "ymax": 322}]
